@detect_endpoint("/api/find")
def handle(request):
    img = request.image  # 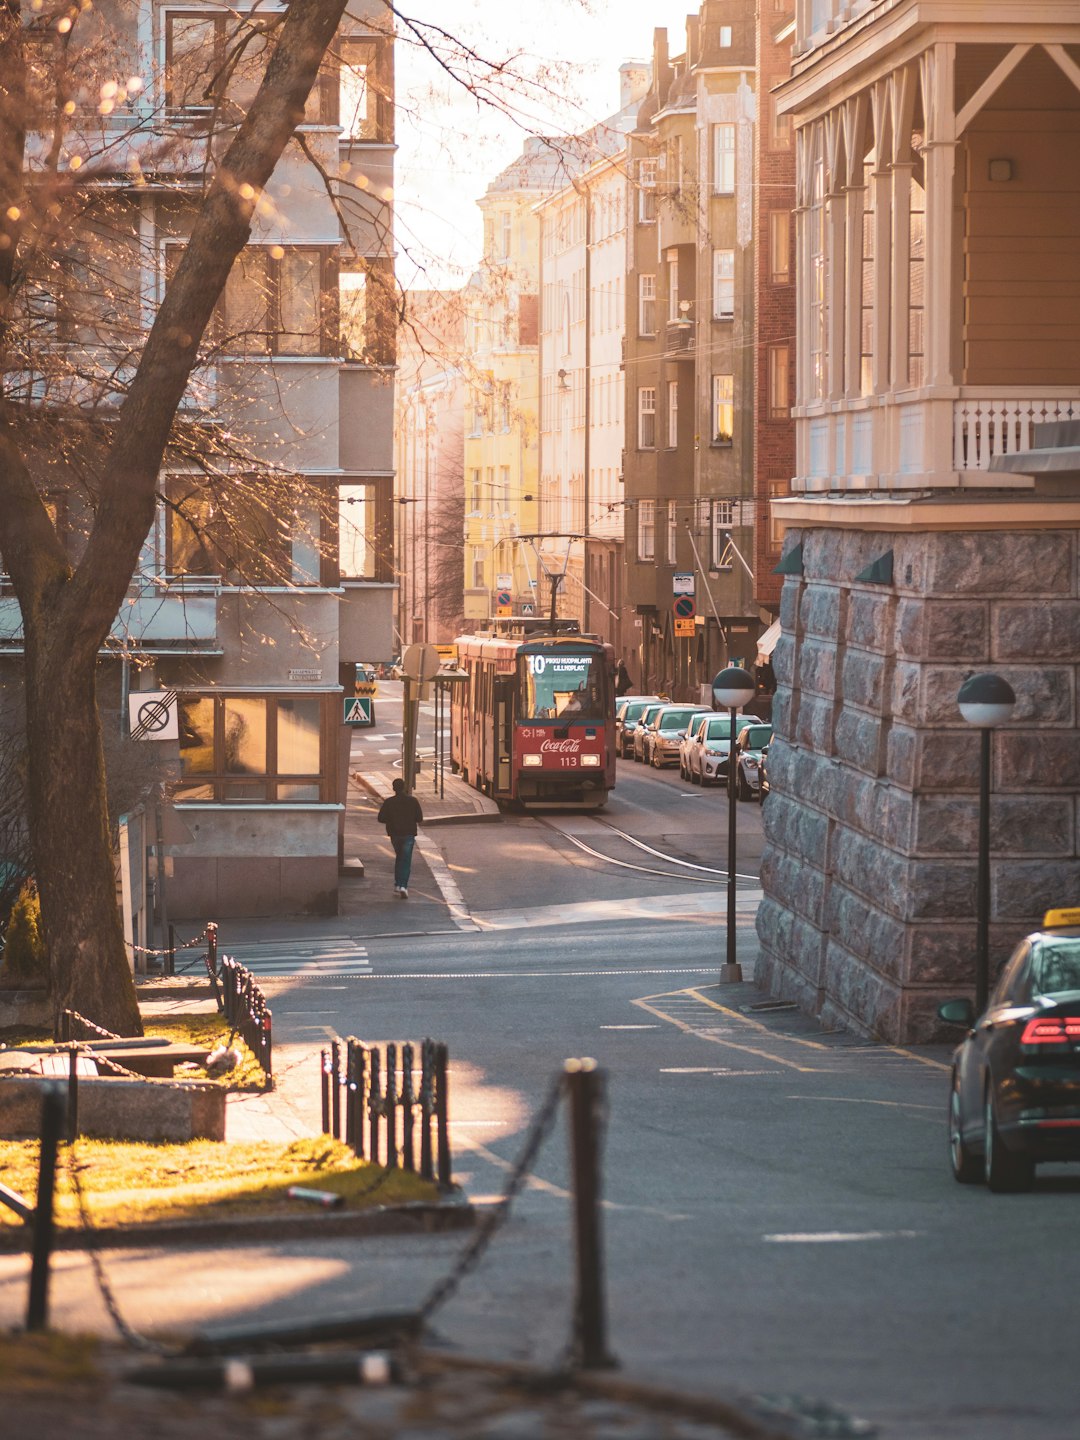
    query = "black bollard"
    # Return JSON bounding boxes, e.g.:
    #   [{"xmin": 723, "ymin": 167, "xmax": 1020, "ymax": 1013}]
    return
[
  {"xmin": 385, "ymin": 1043, "xmax": 398, "ymax": 1169},
  {"xmin": 565, "ymin": 1058, "xmax": 616, "ymax": 1370},
  {"xmin": 320, "ymin": 1049, "xmax": 331, "ymax": 1135},
  {"xmin": 67, "ymin": 1046, "xmax": 79, "ymax": 1142},
  {"xmin": 27, "ymin": 1084, "xmax": 66, "ymax": 1332},
  {"xmin": 331, "ymin": 1040, "xmax": 342, "ymax": 1140},
  {"xmin": 419, "ymin": 1040, "xmax": 434, "ymax": 1182},
  {"xmin": 434, "ymin": 1043, "xmax": 452, "ymax": 1191}
]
